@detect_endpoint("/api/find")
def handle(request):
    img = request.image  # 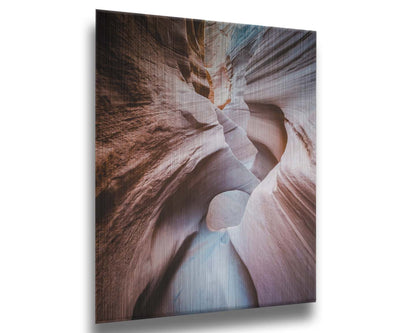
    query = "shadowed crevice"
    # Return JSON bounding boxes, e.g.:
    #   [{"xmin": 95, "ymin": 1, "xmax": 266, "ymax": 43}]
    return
[{"xmin": 132, "ymin": 231, "xmax": 198, "ymax": 320}]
